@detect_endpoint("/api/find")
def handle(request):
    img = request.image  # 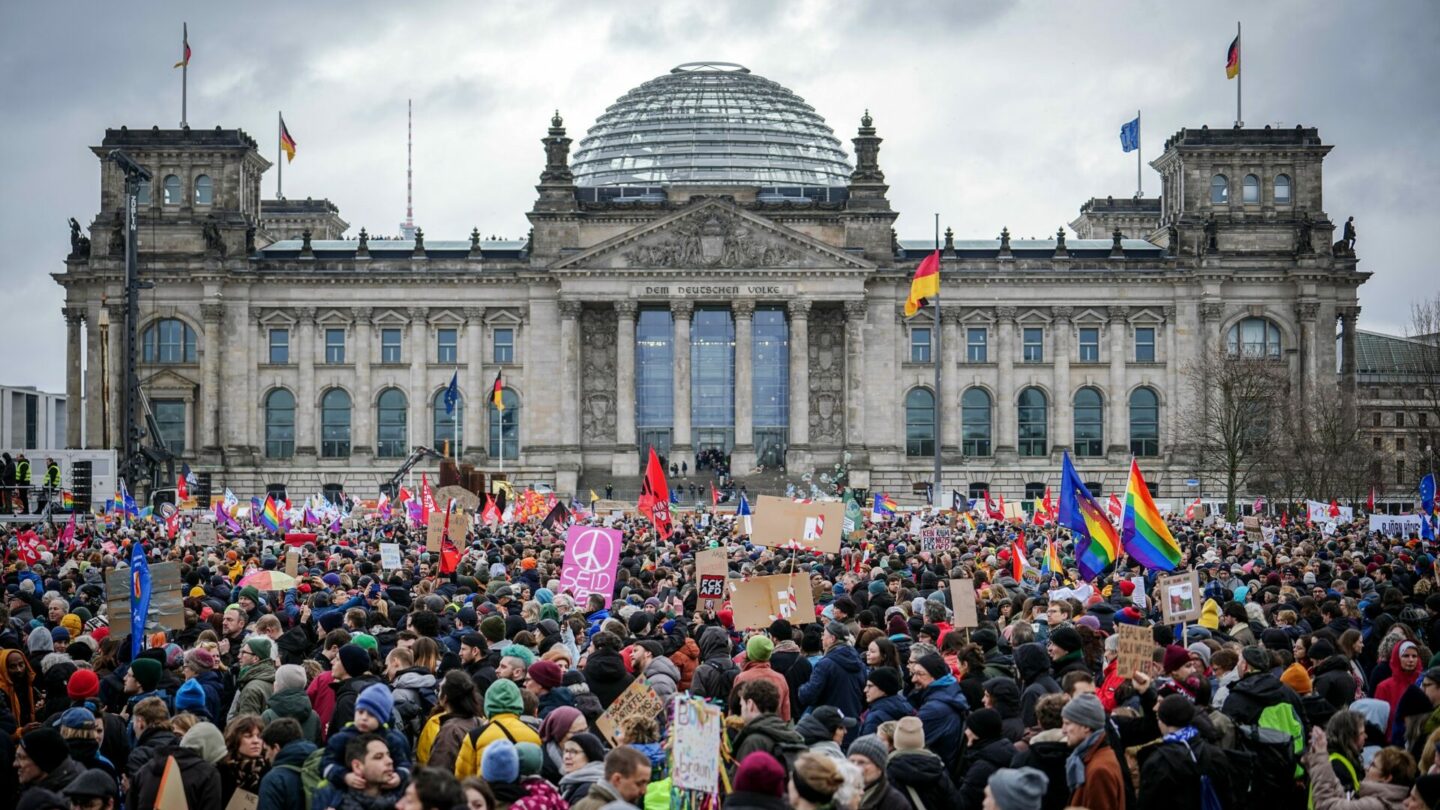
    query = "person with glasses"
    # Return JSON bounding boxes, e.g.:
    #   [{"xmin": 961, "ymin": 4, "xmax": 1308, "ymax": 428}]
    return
[{"xmin": 556, "ymin": 732, "xmax": 606, "ymax": 804}]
